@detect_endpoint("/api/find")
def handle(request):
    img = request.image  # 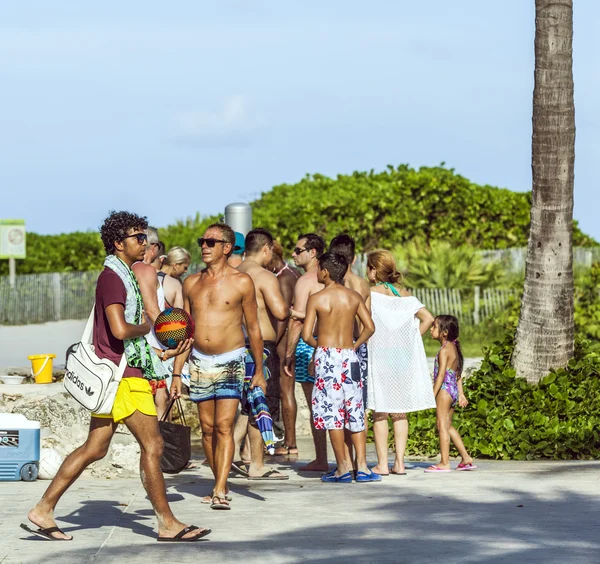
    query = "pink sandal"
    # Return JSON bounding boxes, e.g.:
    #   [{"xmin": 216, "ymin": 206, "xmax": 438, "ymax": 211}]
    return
[
  {"xmin": 456, "ymin": 462, "xmax": 478, "ymax": 471},
  {"xmin": 424, "ymin": 465, "xmax": 451, "ymax": 473}
]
